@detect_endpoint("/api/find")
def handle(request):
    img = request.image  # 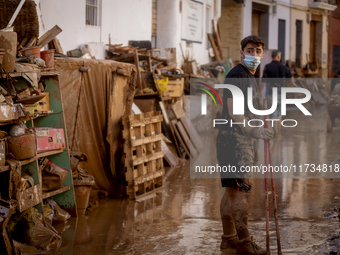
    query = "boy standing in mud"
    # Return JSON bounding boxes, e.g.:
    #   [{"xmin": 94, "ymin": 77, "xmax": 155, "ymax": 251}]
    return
[{"xmin": 216, "ymin": 35, "xmax": 273, "ymax": 254}]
